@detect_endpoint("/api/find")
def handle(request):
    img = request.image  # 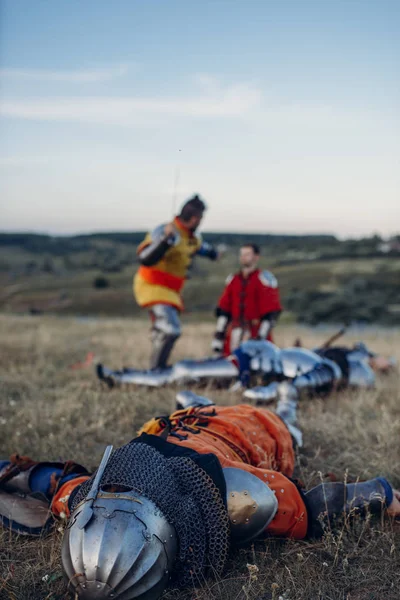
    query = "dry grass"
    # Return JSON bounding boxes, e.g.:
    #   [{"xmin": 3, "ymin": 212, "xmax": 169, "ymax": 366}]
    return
[{"xmin": 0, "ymin": 315, "xmax": 400, "ymax": 599}]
